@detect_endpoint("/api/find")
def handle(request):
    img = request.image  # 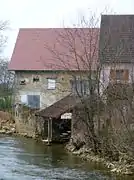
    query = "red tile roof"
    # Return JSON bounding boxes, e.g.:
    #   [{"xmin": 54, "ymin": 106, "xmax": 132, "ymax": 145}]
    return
[{"xmin": 8, "ymin": 28, "xmax": 99, "ymax": 71}]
